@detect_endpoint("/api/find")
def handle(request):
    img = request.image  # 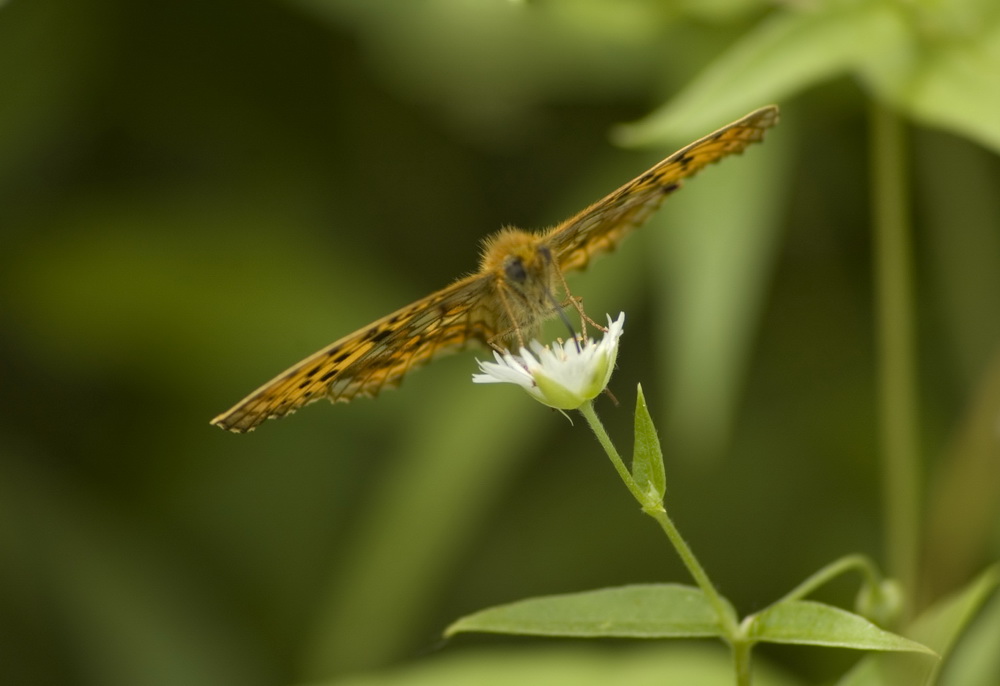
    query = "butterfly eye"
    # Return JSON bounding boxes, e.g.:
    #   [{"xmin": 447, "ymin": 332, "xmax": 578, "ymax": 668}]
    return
[{"xmin": 504, "ymin": 257, "xmax": 528, "ymax": 284}]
